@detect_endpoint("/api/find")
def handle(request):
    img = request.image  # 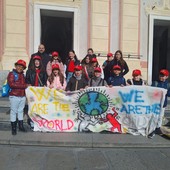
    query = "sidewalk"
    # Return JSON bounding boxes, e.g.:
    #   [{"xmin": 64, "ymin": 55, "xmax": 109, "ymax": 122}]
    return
[
  {"xmin": 0, "ymin": 130, "xmax": 170, "ymax": 148},
  {"xmin": 0, "ymin": 97, "xmax": 169, "ymax": 148}
]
